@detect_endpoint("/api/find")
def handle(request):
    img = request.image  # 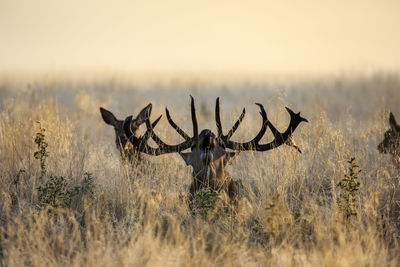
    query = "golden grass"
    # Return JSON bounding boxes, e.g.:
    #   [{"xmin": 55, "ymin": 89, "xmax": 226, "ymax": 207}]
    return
[{"xmin": 1, "ymin": 73, "xmax": 400, "ymax": 266}]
